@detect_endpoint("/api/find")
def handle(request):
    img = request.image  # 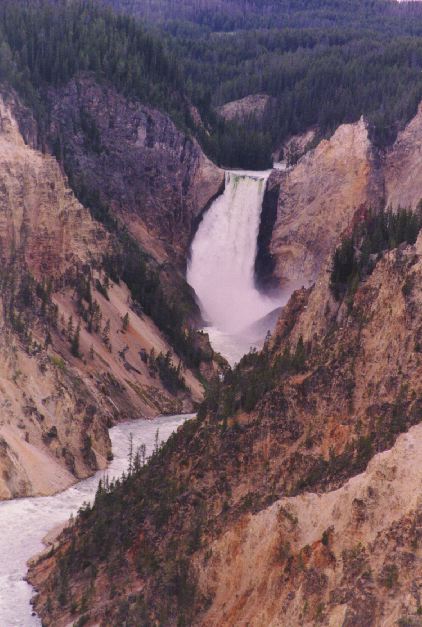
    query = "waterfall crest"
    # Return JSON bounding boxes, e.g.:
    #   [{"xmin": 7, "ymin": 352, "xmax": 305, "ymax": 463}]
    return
[{"xmin": 187, "ymin": 170, "xmax": 282, "ymax": 363}]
